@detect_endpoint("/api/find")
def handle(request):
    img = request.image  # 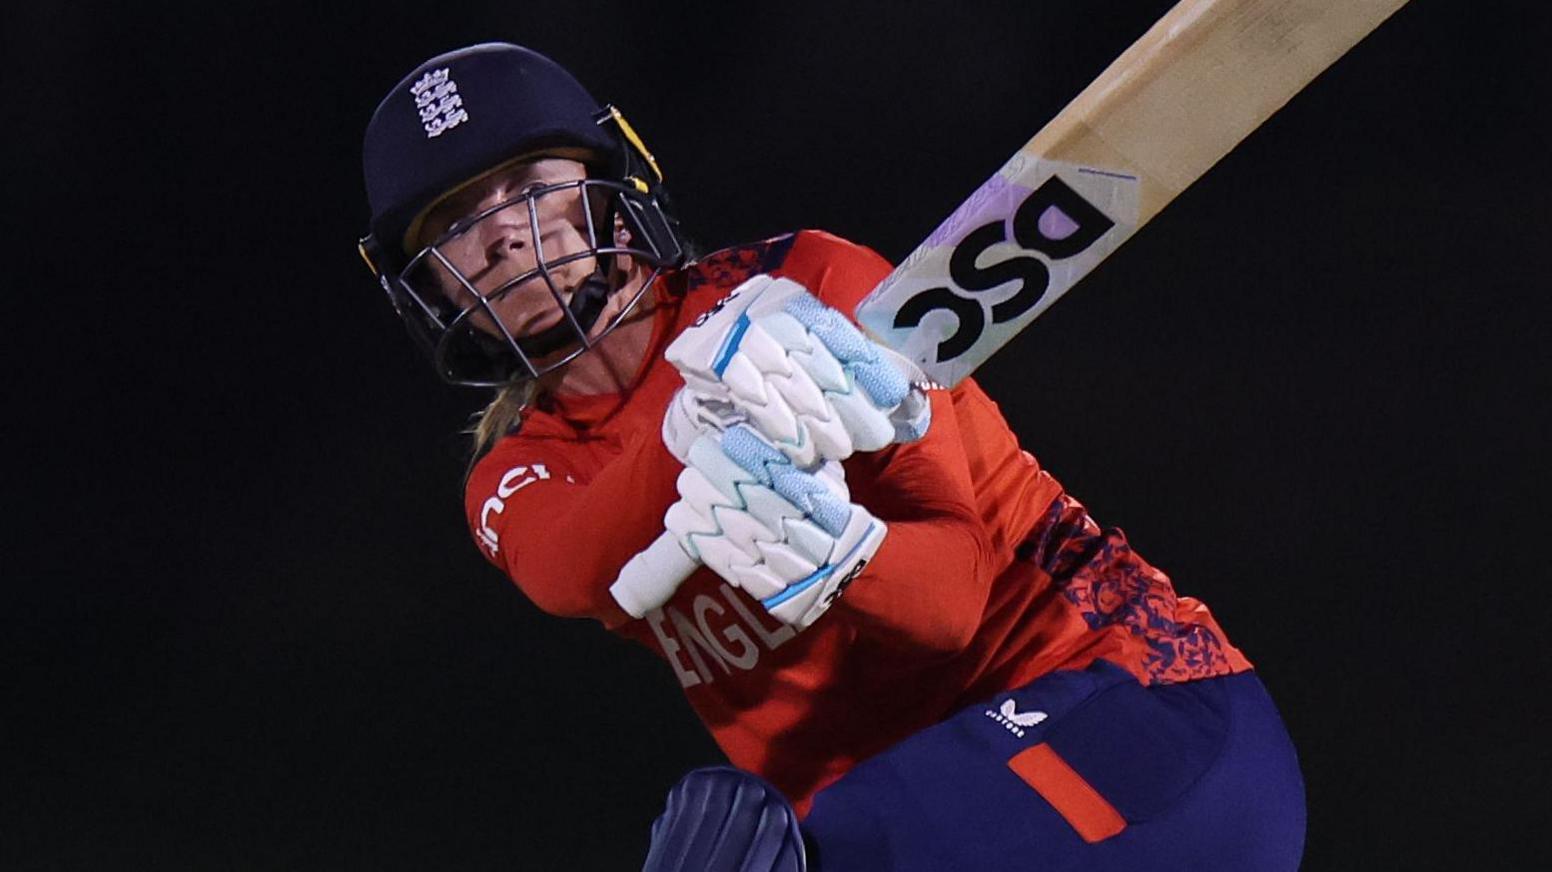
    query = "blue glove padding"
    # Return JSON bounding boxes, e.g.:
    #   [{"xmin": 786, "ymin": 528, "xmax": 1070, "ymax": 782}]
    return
[{"xmin": 665, "ymin": 424, "xmax": 885, "ymax": 629}]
